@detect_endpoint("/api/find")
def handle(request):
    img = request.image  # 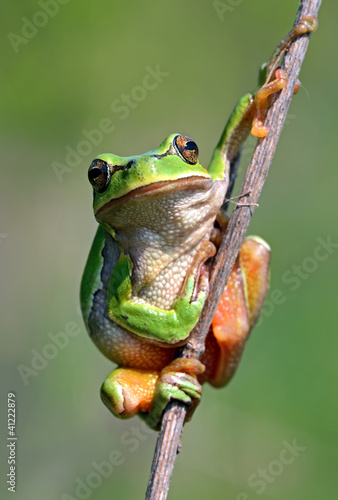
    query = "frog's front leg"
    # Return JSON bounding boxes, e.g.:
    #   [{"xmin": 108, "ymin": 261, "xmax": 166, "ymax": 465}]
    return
[
  {"xmin": 208, "ymin": 15, "xmax": 318, "ymax": 177},
  {"xmin": 101, "ymin": 359, "xmax": 204, "ymax": 430},
  {"xmin": 106, "ymin": 240, "xmax": 216, "ymax": 345}
]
